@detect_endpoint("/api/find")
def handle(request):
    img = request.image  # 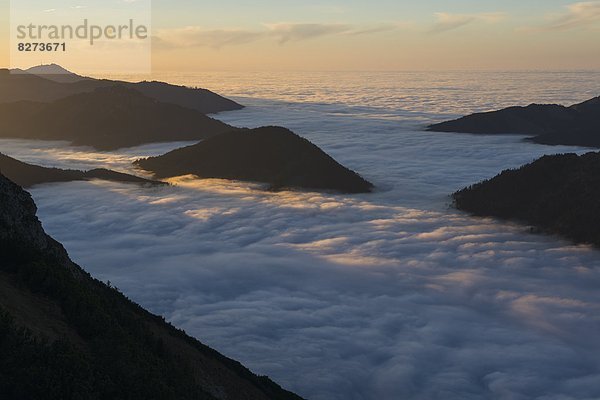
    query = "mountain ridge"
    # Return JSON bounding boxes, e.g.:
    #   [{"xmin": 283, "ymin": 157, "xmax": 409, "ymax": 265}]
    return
[
  {"xmin": 21, "ymin": 64, "xmax": 88, "ymax": 83},
  {"xmin": 0, "ymin": 152, "xmax": 165, "ymax": 187},
  {"xmin": 0, "ymin": 172, "xmax": 303, "ymax": 400},
  {"xmin": 1, "ymin": 65, "xmax": 243, "ymax": 114},
  {"xmin": 453, "ymin": 152, "xmax": 600, "ymax": 246},
  {"xmin": 427, "ymin": 96, "xmax": 600, "ymax": 148},
  {"xmin": 135, "ymin": 126, "xmax": 375, "ymax": 194},
  {"xmin": 0, "ymin": 85, "xmax": 236, "ymax": 150}
]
